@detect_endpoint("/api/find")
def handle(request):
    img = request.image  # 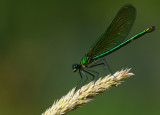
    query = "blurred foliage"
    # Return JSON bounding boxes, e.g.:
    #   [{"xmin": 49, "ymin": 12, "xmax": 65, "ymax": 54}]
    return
[{"xmin": 0, "ymin": 0, "xmax": 159, "ymax": 115}]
